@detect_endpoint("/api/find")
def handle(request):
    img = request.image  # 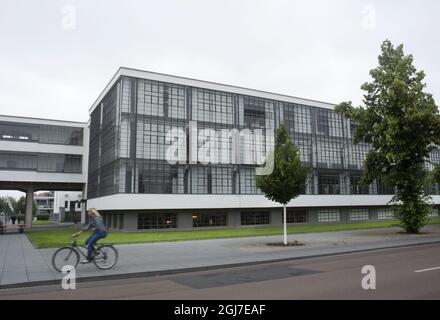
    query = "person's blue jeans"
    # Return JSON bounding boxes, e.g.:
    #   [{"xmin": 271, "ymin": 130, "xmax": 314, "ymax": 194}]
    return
[{"xmin": 85, "ymin": 230, "xmax": 107, "ymax": 260}]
